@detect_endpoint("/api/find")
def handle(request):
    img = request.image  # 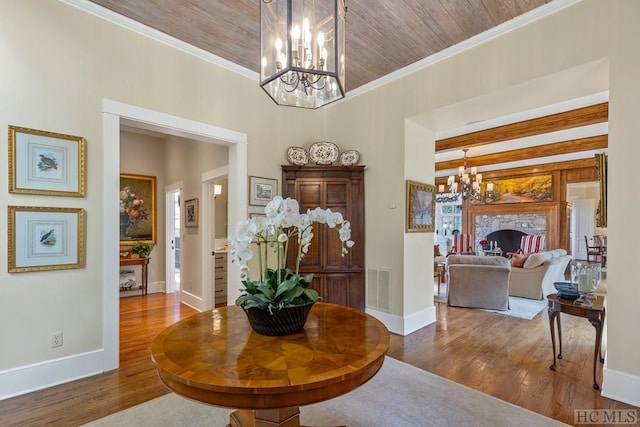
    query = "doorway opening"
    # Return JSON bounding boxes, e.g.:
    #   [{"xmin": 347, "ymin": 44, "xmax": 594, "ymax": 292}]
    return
[
  {"xmin": 102, "ymin": 99, "xmax": 247, "ymax": 371},
  {"xmin": 166, "ymin": 185, "xmax": 182, "ymax": 294}
]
